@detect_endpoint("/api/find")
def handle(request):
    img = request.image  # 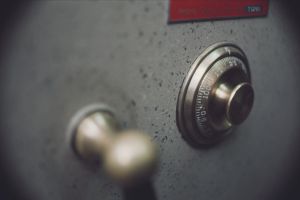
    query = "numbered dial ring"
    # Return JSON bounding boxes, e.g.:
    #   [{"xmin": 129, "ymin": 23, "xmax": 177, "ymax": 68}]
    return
[{"xmin": 176, "ymin": 42, "xmax": 254, "ymax": 145}]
